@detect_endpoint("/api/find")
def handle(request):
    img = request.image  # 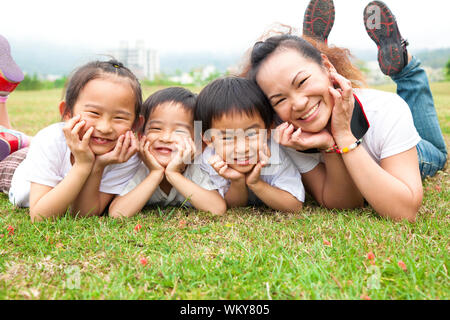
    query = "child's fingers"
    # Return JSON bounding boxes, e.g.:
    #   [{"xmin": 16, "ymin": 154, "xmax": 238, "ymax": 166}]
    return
[
  {"xmin": 258, "ymin": 150, "xmax": 269, "ymax": 167},
  {"xmin": 80, "ymin": 126, "xmax": 94, "ymax": 148},
  {"xmin": 71, "ymin": 120, "xmax": 86, "ymax": 137},
  {"xmin": 218, "ymin": 163, "xmax": 228, "ymax": 176},
  {"xmin": 64, "ymin": 114, "xmax": 81, "ymax": 131},
  {"xmin": 208, "ymin": 155, "xmax": 221, "ymax": 166}
]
